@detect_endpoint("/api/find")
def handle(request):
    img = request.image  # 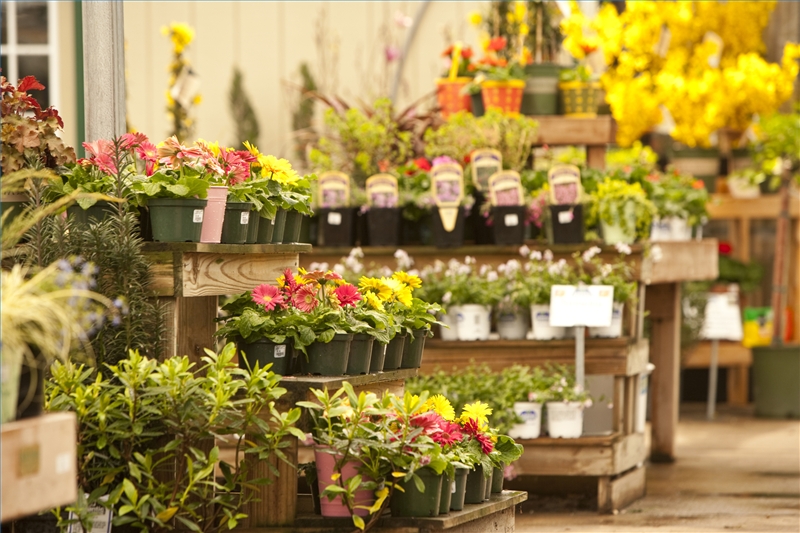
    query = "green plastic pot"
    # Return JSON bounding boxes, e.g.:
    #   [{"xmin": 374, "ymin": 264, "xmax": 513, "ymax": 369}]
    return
[
  {"xmin": 464, "ymin": 465, "xmax": 486, "ymax": 504},
  {"xmin": 1, "ymin": 194, "xmax": 28, "ymax": 227},
  {"xmin": 67, "ymin": 200, "xmax": 117, "ymax": 226},
  {"xmin": 439, "ymin": 471, "xmax": 454, "ymax": 515},
  {"xmin": 283, "ymin": 210, "xmax": 304, "ymax": 244},
  {"xmin": 450, "ymin": 467, "xmax": 469, "ymax": 511},
  {"xmin": 483, "ymin": 470, "xmax": 492, "ymax": 500},
  {"xmin": 346, "ymin": 334, "xmax": 373, "ymax": 375},
  {"xmin": 753, "ymin": 345, "xmax": 800, "ymax": 419},
  {"xmin": 369, "ymin": 342, "xmax": 388, "ymax": 373},
  {"xmin": 389, "ymin": 467, "xmax": 443, "ymax": 518},
  {"xmin": 491, "ymin": 467, "xmax": 504, "ymax": 493},
  {"xmin": 237, "ymin": 338, "xmax": 293, "ymax": 375},
  {"xmin": 383, "ymin": 334, "xmax": 407, "ymax": 371},
  {"xmin": 521, "ymin": 63, "xmax": 561, "ymax": 116},
  {"xmin": 270, "ymin": 208, "xmax": 288, "ymax": 244},
  {"xmin": 401, "ymin": 329, "xmax": 429, "ymax": 369},
  {"xmin": 148, "ymin": 198, "xmax": 208, "ymax": 242},
  {"xmin": 221, "ymin": 201, "xmax": 253, "ymax": 244},
  {"xmin": 470, "ymin": 91, "xmax": 485, "ymax": 117},
  {"xmin": 256, "ymin": 215, "xmax": 276, "ymax": 243},
  {"xmin": 300, "ymin": 334, "xmax": 352, "ymax": 375},
  {"xmin": 245, "ymin": 212, "xmax": 260, "ymax": 244}
]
